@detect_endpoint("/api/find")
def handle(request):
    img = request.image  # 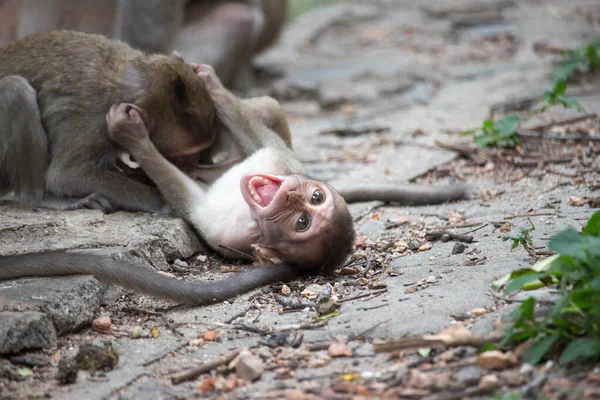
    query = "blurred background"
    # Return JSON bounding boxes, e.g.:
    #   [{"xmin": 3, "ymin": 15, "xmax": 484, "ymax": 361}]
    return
[{"xmin": 0, "ymin": 0, "xmax": 339, "ymax": 91}]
